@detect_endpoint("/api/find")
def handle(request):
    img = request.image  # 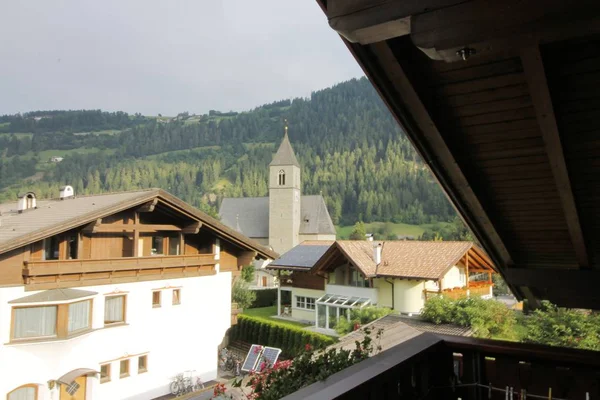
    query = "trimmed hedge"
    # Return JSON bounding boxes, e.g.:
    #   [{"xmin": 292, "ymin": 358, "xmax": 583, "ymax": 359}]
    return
[
  {"xmin": 250, "ymin": 288, "xmax": 277, "ymax": 308},
  {"xmin": 230, "ymin": 315, "xmax": 336, "ymax": 357}
]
